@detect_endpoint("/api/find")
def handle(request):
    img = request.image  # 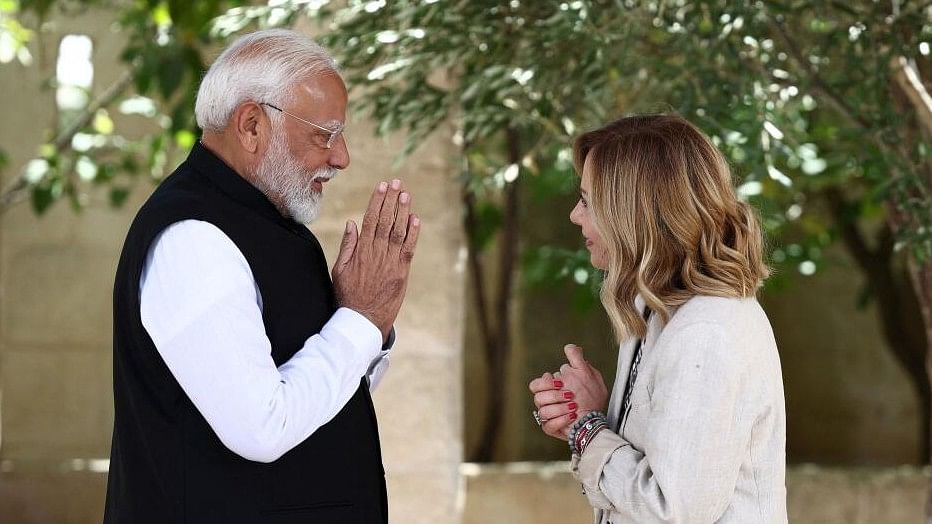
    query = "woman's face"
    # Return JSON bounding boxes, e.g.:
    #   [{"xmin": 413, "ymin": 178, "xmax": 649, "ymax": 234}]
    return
[{"xmin": 570, "ymin": 156, "xmax": 609, "ymax": 270}]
